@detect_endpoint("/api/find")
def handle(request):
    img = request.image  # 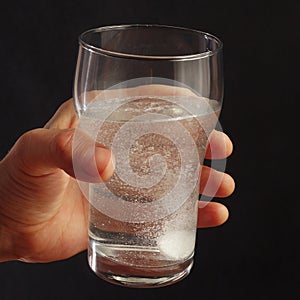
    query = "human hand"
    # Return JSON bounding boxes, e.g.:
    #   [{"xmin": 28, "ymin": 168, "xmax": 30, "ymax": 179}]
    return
[{"xmin": 0, "ymin": 95, "xmax": 234, "ymax": 263}]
